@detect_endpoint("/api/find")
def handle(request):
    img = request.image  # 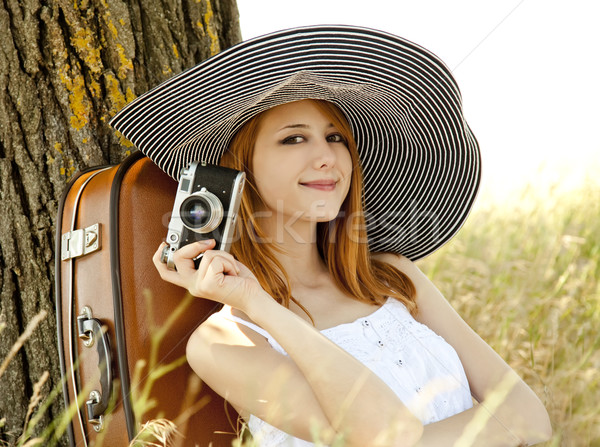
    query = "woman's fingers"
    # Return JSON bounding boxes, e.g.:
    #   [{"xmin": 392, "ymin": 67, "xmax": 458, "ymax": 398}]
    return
[
  {"xmin": 152, "ymin": 243, "xmax": 166, "ymax": 266},
  {"xmin": 152, "ymin": 239, "xmax": 246, "ymax": 301},
  {"xmin": 152, "ymin": 240, "xmax": 214, "ymax": 286},
  {"xmin": 172, "ymin": 239, "xmax": 215, "ymax": 271},
  {"xmin": 196, "ymin": 249, "xmax": 240, "ymax": 279},
  {"xmin": 153, "ymin": 243, "xmax": 185, "ymax": 285}
]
